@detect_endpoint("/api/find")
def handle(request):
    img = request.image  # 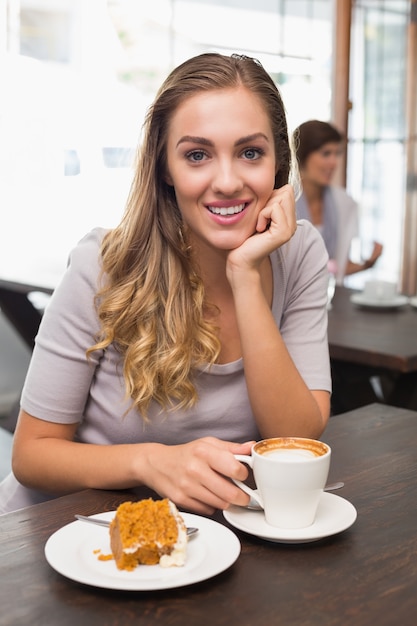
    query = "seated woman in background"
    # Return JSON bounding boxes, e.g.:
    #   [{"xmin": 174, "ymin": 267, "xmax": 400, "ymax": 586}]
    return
[
  {"xmin": 293, "ymin": 120, "xmax": 383, "ymax": 285},
  {"xmin": 0, "ymin": 54, "xmax": 331, "ymax": 515}
]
